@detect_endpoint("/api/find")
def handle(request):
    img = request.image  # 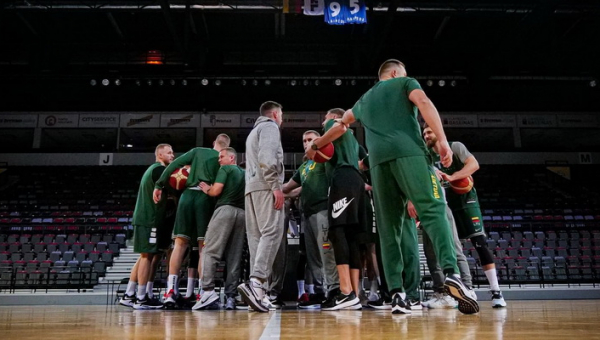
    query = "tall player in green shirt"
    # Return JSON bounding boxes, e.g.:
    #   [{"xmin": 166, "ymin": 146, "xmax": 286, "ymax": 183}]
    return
[
  {"xmin": 153, "ymin": 133, "xmax": 230, "ymax": 308},
  {"xmin": 309, "ymin": 60, "xmax": 479, "ymax": 314}
]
